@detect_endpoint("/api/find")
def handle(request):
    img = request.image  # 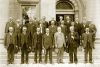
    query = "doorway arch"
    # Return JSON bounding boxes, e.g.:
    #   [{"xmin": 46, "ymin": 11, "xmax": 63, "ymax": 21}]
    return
[{"xmin": 56, "ymin": 0, "xmax": 86, "ymax": 22}]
